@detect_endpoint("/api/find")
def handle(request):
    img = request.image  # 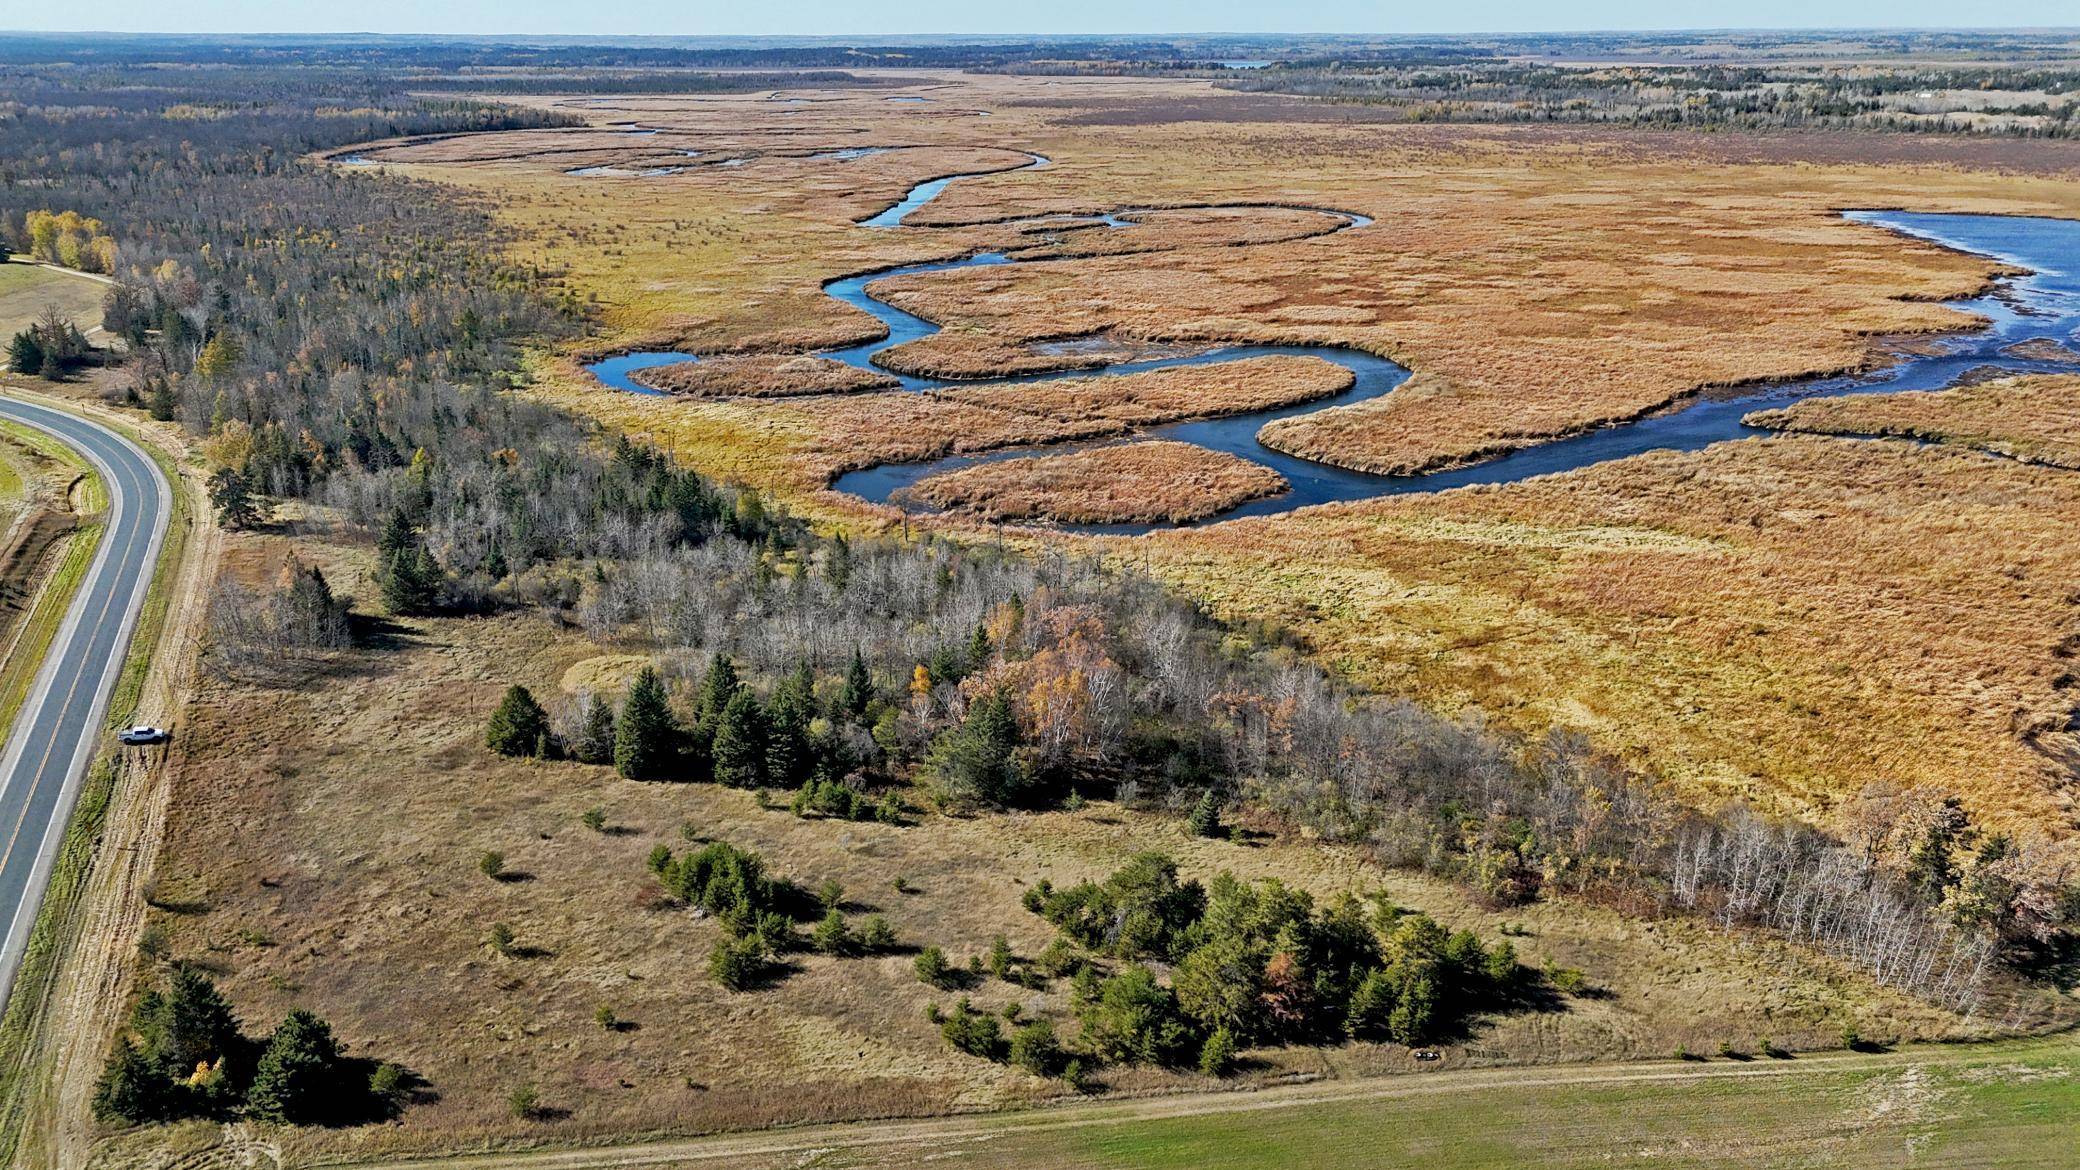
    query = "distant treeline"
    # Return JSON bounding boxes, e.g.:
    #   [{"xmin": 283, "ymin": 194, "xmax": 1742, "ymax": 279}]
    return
[
  {"xmin": 1218, "ymin": 60, "xmax": 2080, "ymax": 139},
  {"xmin": 406, "ymin": 70, "xmax": 904, "ymax": 95}
]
